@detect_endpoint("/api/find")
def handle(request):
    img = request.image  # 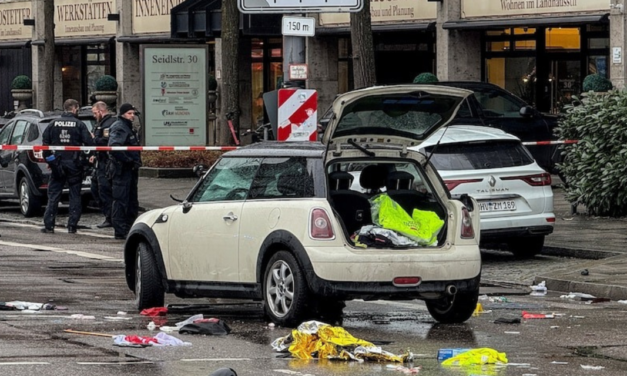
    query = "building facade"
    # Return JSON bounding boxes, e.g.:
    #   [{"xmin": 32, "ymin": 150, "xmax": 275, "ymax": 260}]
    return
[{"xmin": 0, "ymin": 0, "xmax": 622, "ymax": 144}]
